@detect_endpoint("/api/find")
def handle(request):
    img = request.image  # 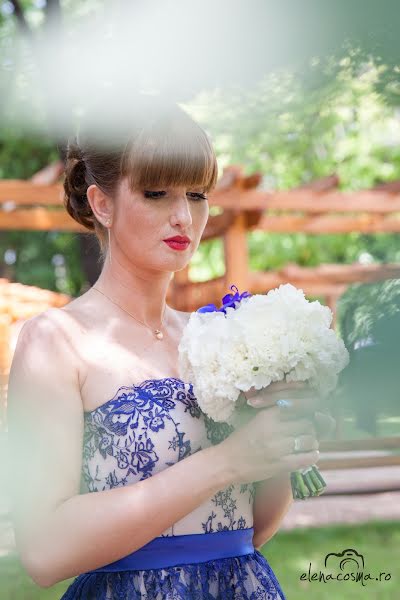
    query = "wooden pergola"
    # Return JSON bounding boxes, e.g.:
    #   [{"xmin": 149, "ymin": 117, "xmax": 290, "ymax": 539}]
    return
[
  {"xmin": 1, "ymin": 162, "xmax": 400, "ymax": 483},
  {"xmin": 2, "ymin": 163, "xmax": 400, "ymax": 324}
]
